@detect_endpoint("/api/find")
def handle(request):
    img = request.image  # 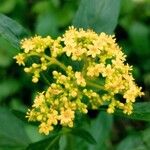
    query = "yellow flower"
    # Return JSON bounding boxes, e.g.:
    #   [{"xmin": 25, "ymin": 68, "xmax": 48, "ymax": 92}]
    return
[
  {"xmin": 87, "ymin": 45, "xmax": 101, "ymax": 58},
  {"xmin": 32, "ymin": 76, "xmax": 39, "ymax": 83},
  {"xmin": 51, "ymin": 37, "xmax": 62, "ymax": 57},
  {"xmin": 13, "ymin": 53, "xmax": 25, "ymax": 66},
  {"xmin": 124, "ymin": 84, "xmax": 143, "ymax": 103},
  {"xmin": 123, "ymin": 103, "xmax": 133, "ymax": 115},
  {"xmin": 102, "ymin": 64, "xmax": 114, "ymax": 77},
  {"xmin": 71, "ymin": 47, "xmax": 86, "ymax": 60},
  {"xmin": 75, "ymin": 72, "xmax": 86, "ymax": 87},
  {"xmin": 59, "ymin": 108, "xmax": 75, "ymax": 127},
  {"xmin": 21, "ymin": 38, "xmax": 35, "ymax": 53},
  {"xmin": 107, "ymin": 107, "xmax": 114, "ymax": 114},
  {"xmin": 87, "ymin": 63, "xmax": 105, "ymax": 77},
  {"xmin": 39, "ymin": 122, "xmax": 53, "ymax": 135},
  {"xmin": 47, "ymin": 110, "xmax": 58, "ymax": 125},
  {"xmin": 33, "ymin": 93, "xmax": 45, "ymax": 108},
  {"xmin": 46, "ymin": 85, "xmax": 62, "ymax": 98}
]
